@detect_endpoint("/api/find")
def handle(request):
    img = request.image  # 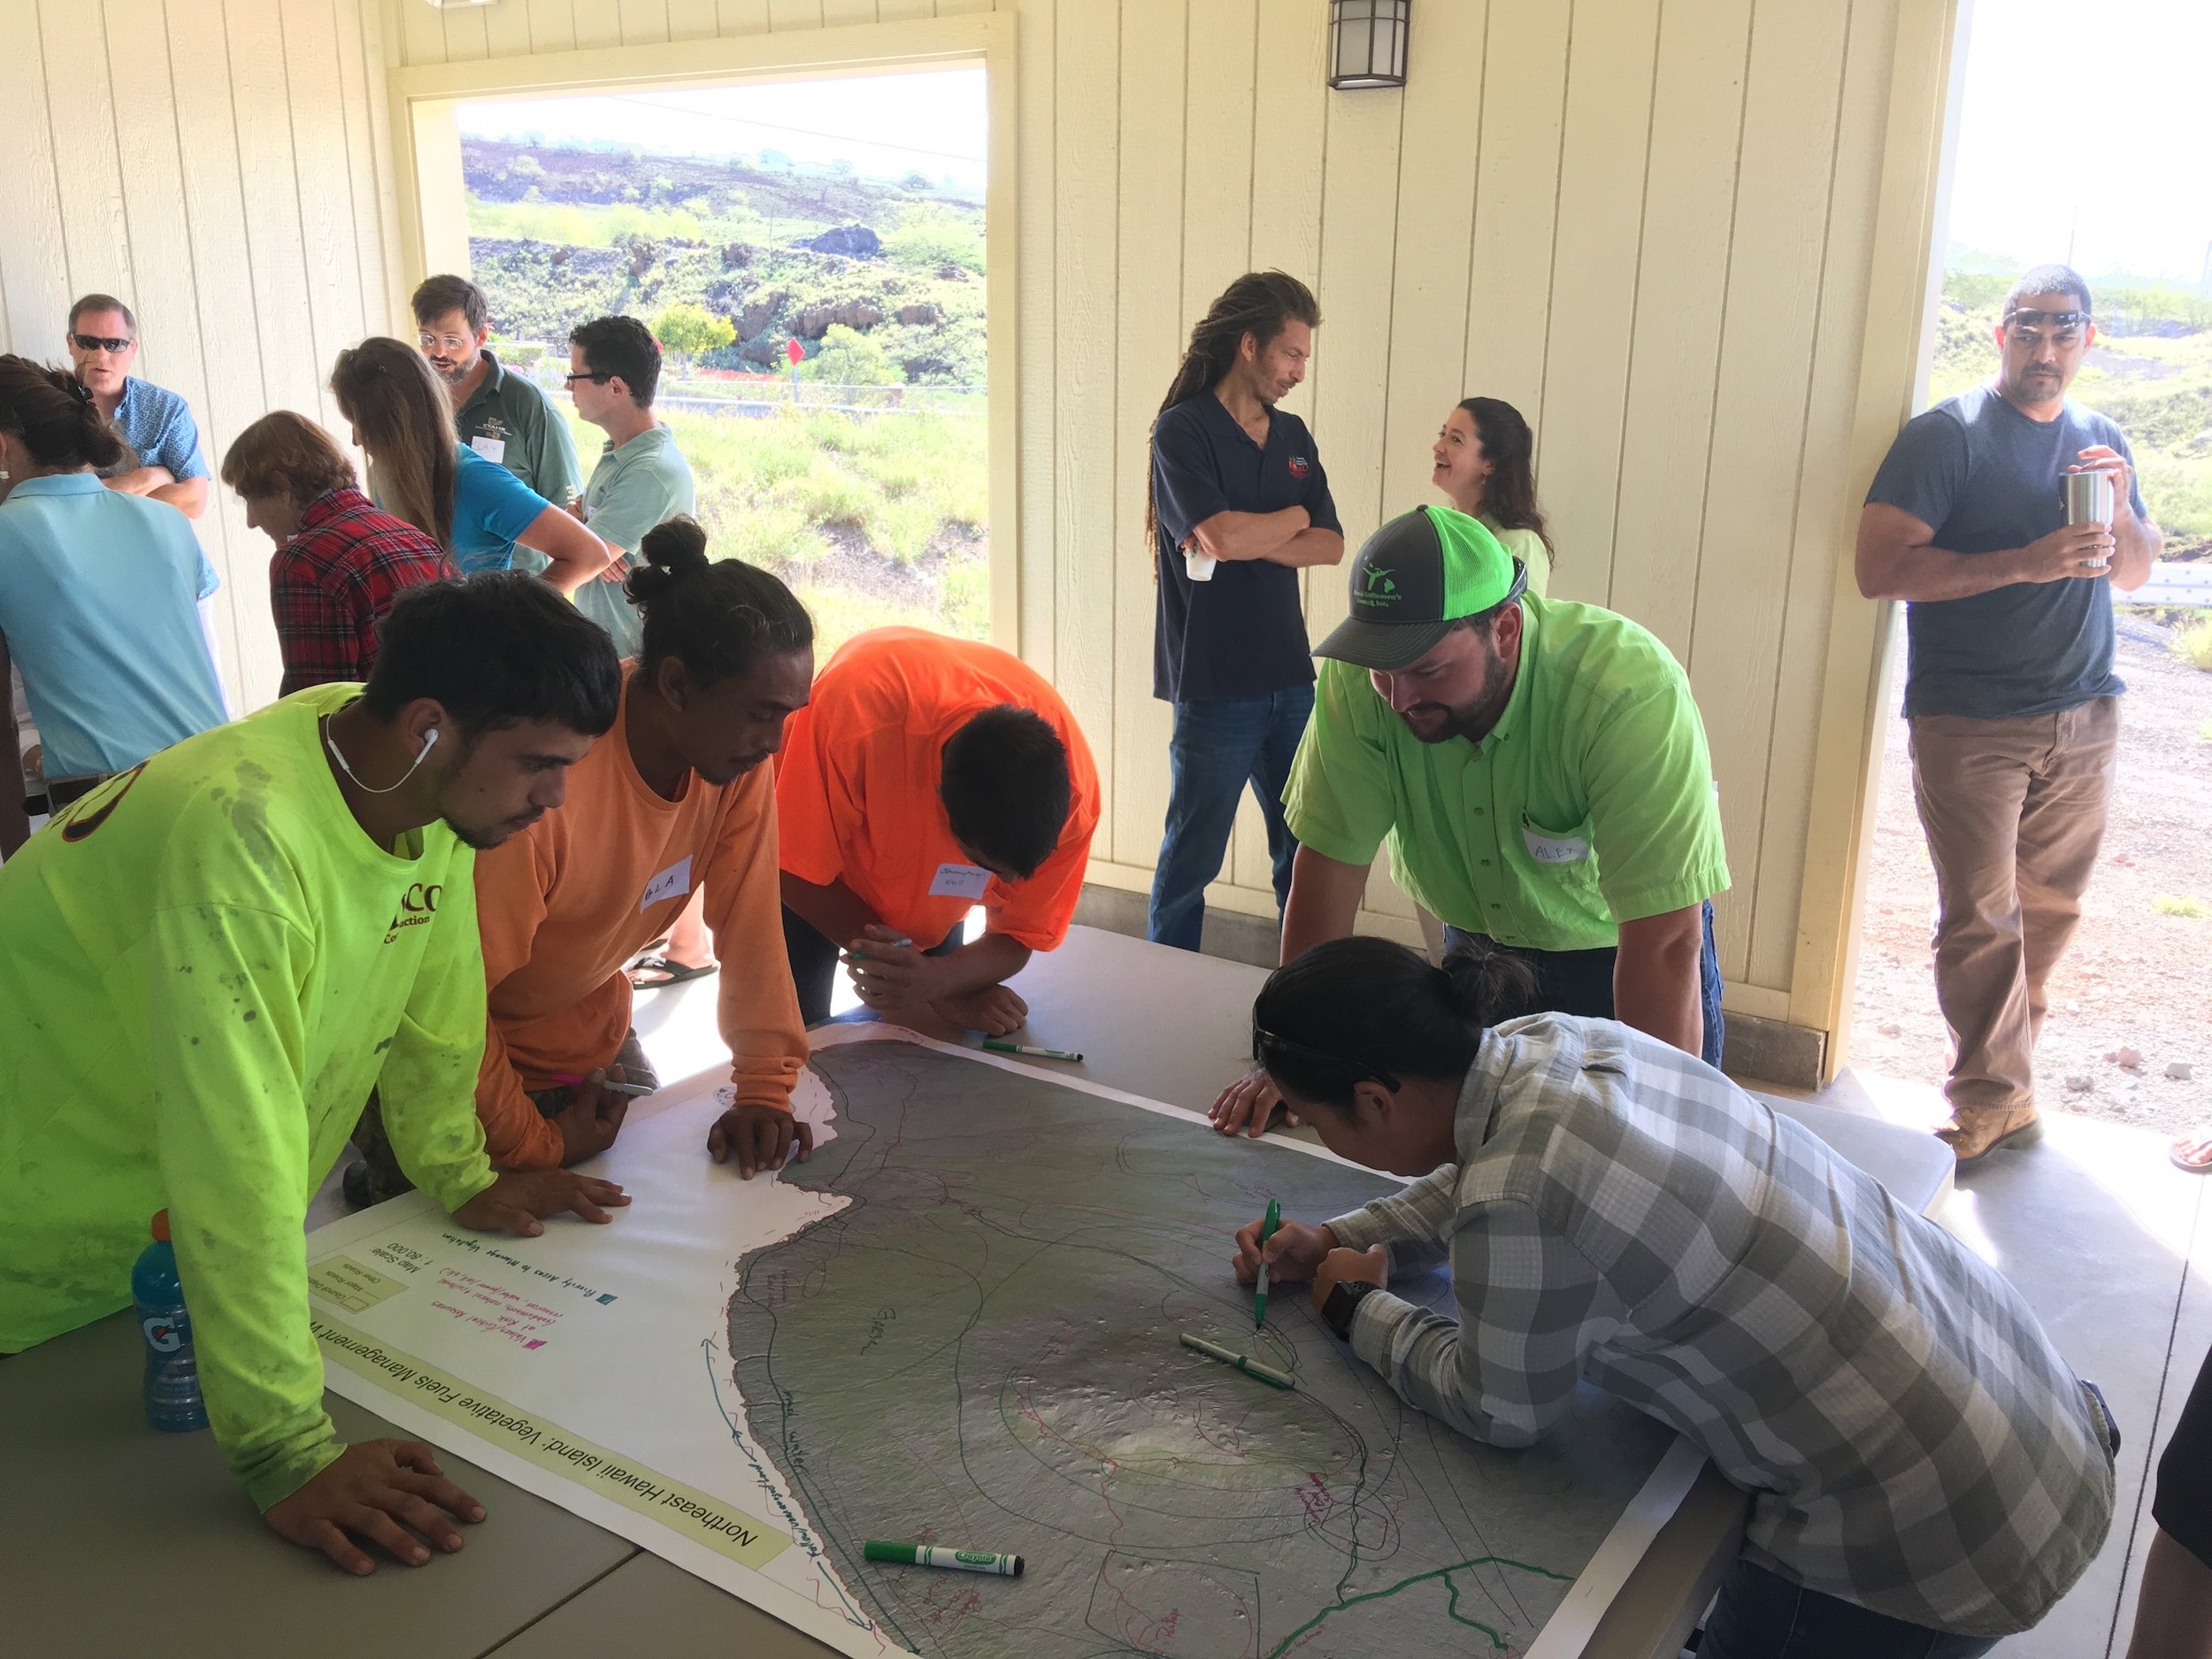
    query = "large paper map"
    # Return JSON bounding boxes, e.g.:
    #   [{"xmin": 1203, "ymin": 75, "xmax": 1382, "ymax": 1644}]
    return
[{"xmin": 308, "ymin": 1028, "xmax": 1684, "ymax": 1658}]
